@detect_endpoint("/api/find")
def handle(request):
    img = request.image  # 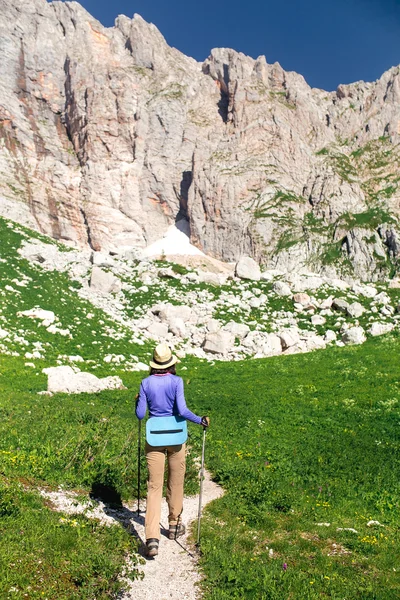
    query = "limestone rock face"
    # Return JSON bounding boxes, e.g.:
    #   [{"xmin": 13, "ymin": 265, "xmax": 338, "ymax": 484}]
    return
[{"xmin": 1, "ymin": 0, "xmax": 400, "ymax": 279}]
